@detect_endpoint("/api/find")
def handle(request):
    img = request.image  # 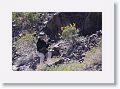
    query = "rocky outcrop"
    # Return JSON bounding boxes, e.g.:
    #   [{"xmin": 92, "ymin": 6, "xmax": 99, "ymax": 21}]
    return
[
  {"xmin": 12, "ymin": 12, "xmax": 102, "ymax": 71},
  {"xmin": 43, "ymin": 12, "xmax": 102, "ymax": 41},
  {"xmin": 12, "ymin": 12, "xmax": 102, "ymax": 42}
]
